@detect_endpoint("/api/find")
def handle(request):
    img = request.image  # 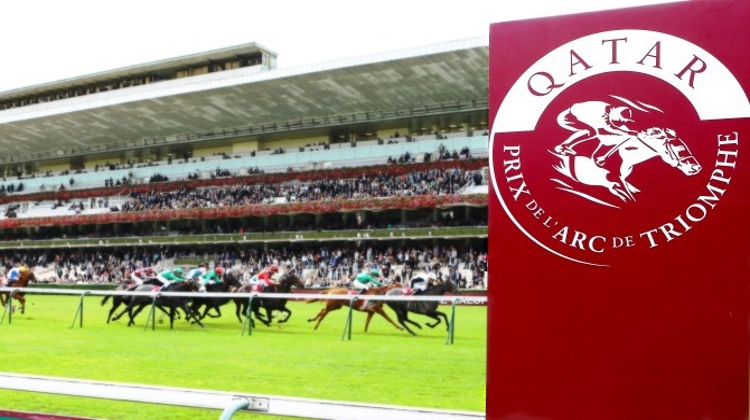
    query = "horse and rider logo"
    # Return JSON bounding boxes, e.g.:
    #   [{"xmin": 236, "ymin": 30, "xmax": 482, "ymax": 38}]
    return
[
  {"xmin": 489, "ymin": 28, "xmax": 748, "ymax": 266},
  {"xmin": 550, "ymin": 97, "xmax": 702, "ymax": 208}
]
